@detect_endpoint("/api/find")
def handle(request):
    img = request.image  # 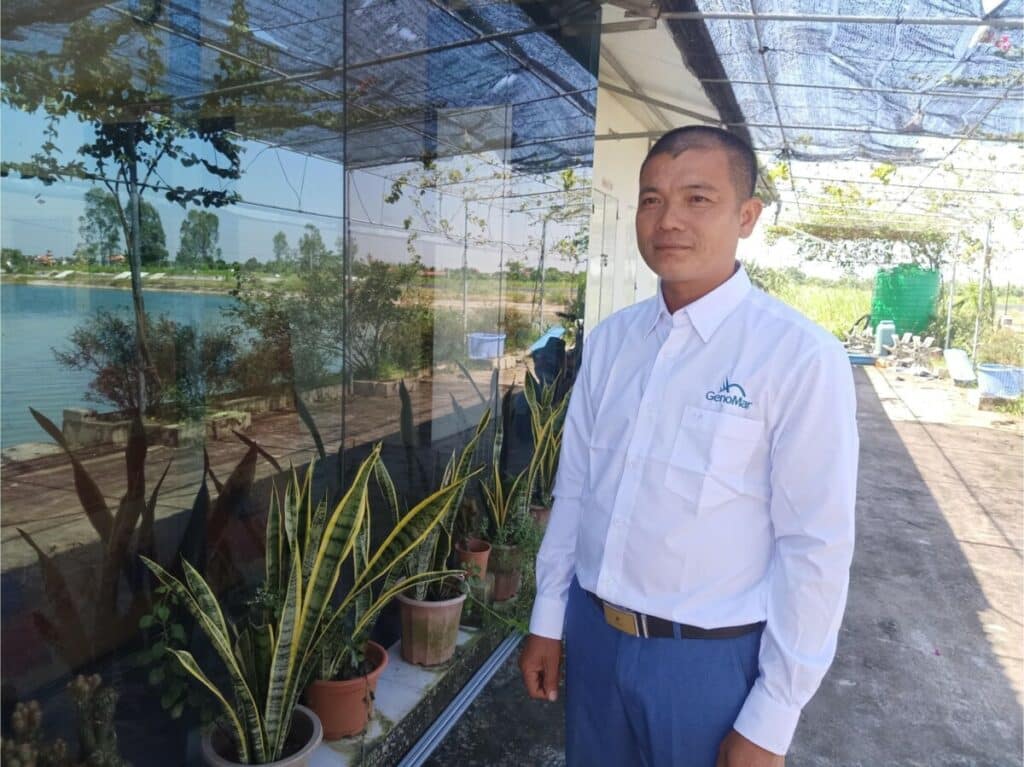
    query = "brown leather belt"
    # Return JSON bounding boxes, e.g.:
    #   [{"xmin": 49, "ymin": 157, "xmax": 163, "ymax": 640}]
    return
[{"xmin": 586, "ymin": 589, "xmax": 765, "ymax": 640}]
